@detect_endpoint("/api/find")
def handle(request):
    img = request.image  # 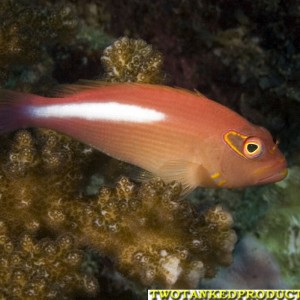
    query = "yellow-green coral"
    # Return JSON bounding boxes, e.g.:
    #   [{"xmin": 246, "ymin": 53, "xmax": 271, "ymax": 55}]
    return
[
  {"xmin": 0, "ymin": 128, "xmax": 236, "ymax": 292},
  {"xmin": 47, "ymin": 177, "xmax": 236, "ymax": 287},
  {"xmin": 0, "ymin": 129, "xmax": 96, "ymax": 236},
  {"xmin": 0, "ymin": 222, "xmax": 97, "ymax": 299},
  {"xmin": 0, "ymin": 1, "xmax": 77, "ymax": 67},
  {"xmin": 101, "ymin": 37, "xmax": 164, "ymax": 83}
]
